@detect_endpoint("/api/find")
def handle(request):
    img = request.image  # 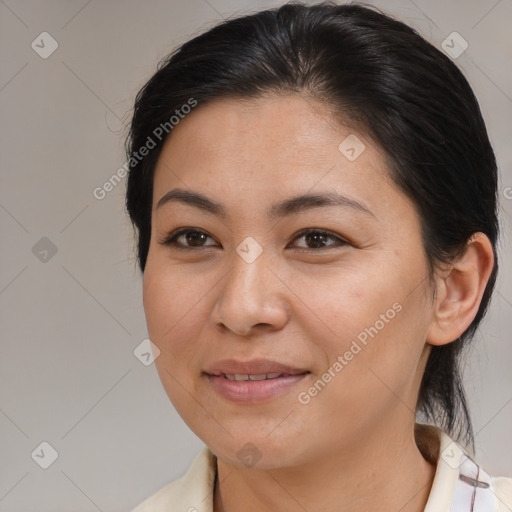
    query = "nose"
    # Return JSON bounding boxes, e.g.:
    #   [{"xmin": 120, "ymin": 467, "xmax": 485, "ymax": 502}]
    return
[{"xmin": 210, "ymin": 248, "xmax": 290, "ymax": 337}]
